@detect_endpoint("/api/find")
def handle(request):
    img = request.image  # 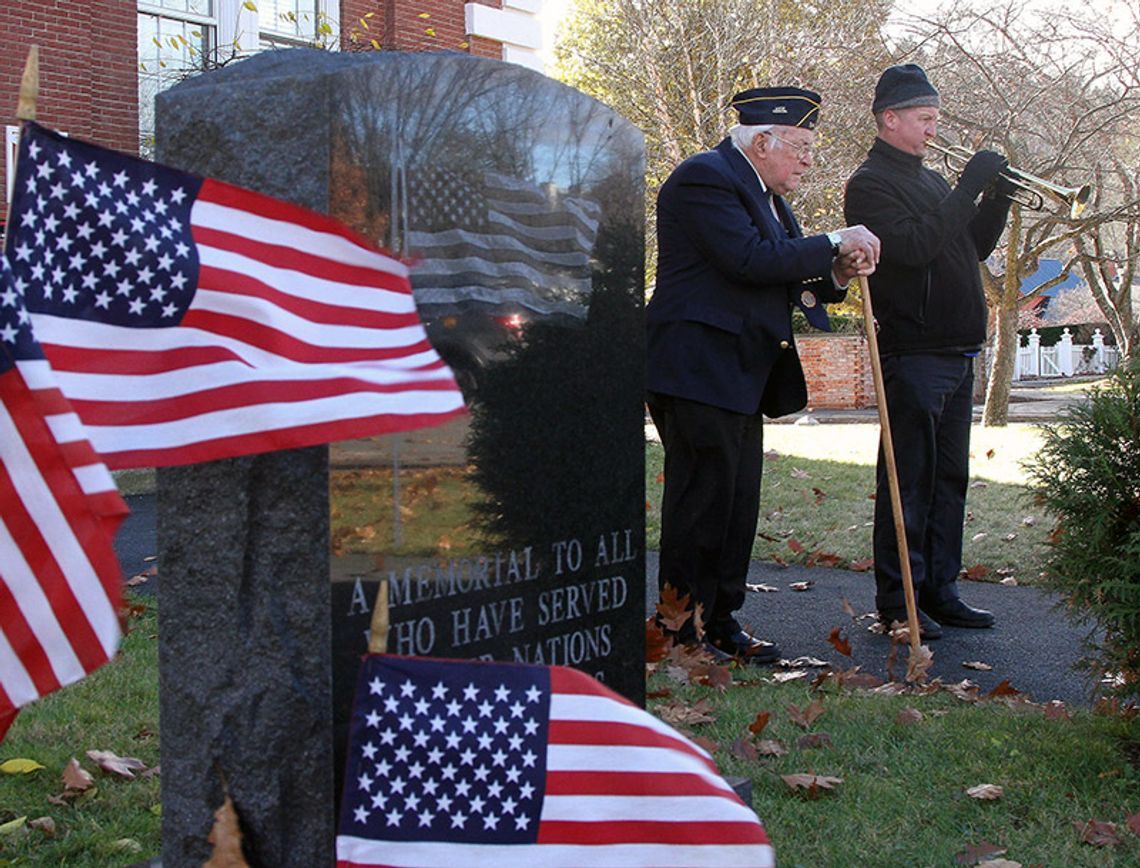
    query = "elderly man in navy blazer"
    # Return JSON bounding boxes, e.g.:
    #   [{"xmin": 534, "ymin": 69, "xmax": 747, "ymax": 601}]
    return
[{"xmin": 648, "ymin": 86, "xmax": 880, "ymax": 664}]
